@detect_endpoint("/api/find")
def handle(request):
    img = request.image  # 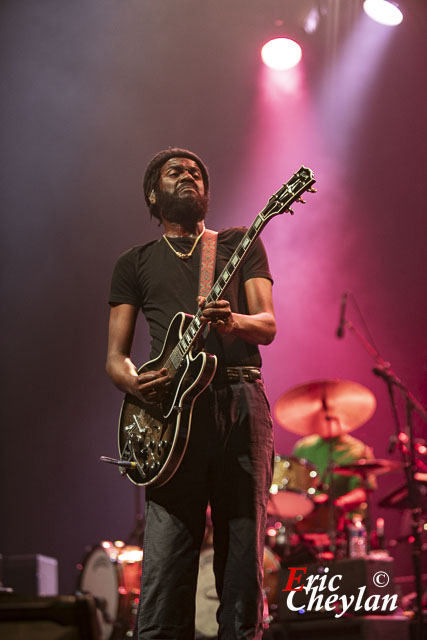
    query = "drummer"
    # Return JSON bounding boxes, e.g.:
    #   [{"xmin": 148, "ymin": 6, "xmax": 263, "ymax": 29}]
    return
[{"xmin": 292, "ymin": 433, "xmax": 377, "ymax": 516}]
